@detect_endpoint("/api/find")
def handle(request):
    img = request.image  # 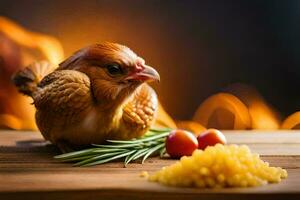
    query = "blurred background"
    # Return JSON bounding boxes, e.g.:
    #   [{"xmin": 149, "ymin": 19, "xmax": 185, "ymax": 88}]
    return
[{"xmin": 1, "ymin": 0, "xmax": 300, "ymax": 130}]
